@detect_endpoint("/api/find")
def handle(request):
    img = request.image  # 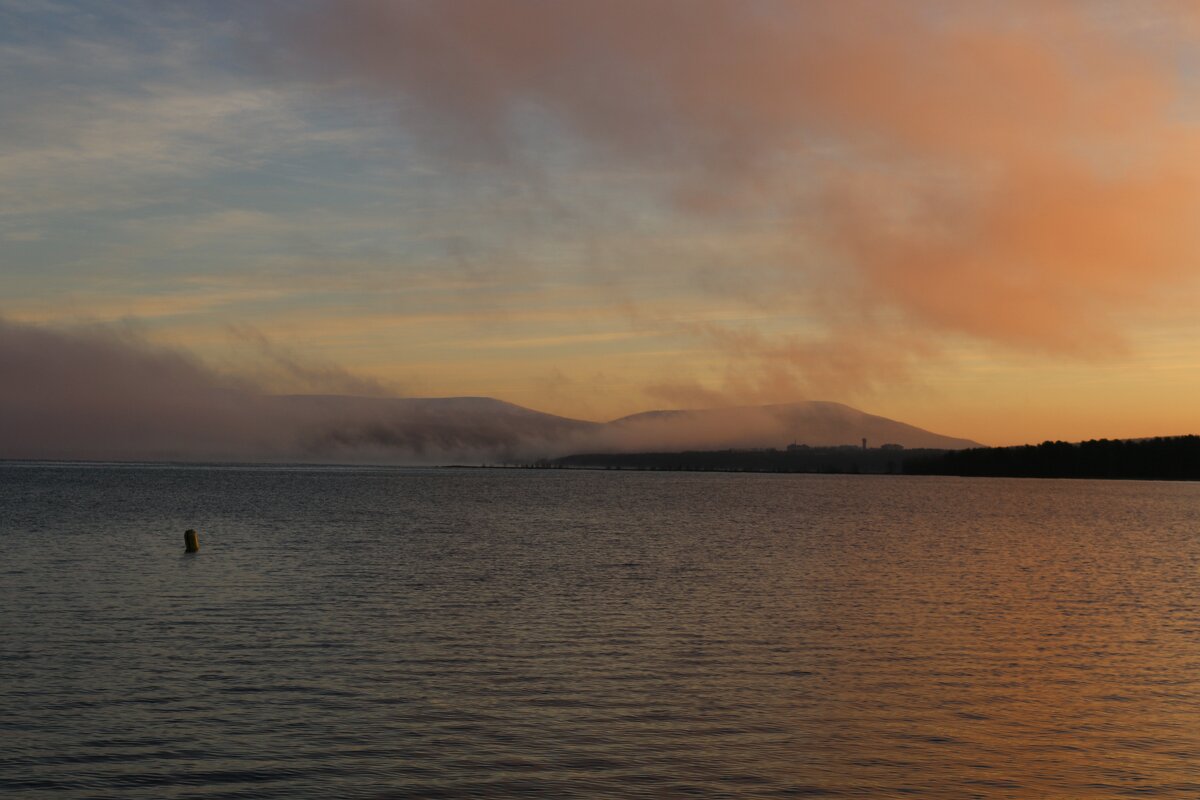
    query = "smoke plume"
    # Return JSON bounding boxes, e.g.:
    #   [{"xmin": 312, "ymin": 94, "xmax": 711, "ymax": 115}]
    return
[
  {"xmin": 0, "ymin": 317, "xmax": 974, "ymax": 462},
  {"xmin": 0, "ymin": 317, "xmax": 279, "ymax": 461},
  {"xmin": 287, "ymin": 0, "xmax": 1200, "ymax": 386}
]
